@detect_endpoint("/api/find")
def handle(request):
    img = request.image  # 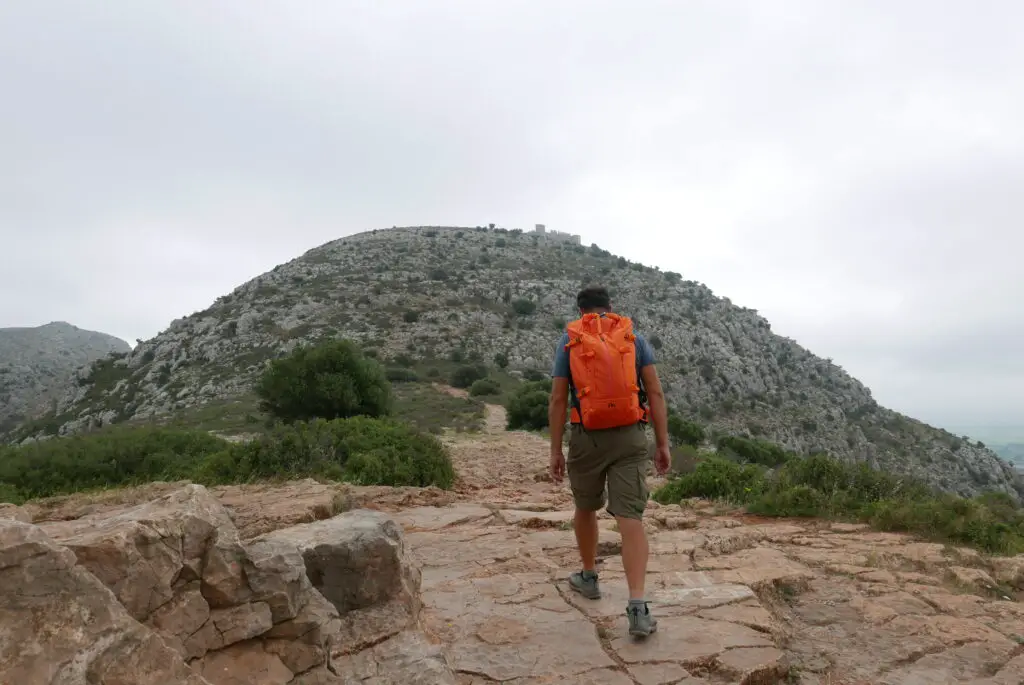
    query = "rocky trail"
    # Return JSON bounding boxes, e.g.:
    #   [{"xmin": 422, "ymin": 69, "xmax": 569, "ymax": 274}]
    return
[{"xmin": 3, "ymin": 404, "xmax": 1024, "ymax": 684}]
